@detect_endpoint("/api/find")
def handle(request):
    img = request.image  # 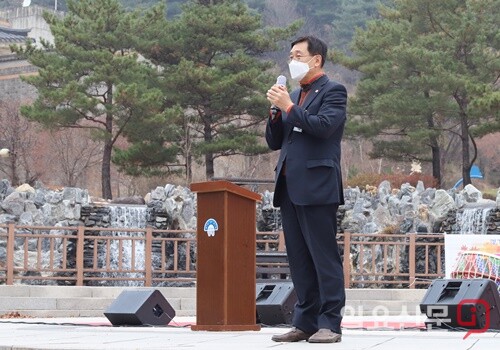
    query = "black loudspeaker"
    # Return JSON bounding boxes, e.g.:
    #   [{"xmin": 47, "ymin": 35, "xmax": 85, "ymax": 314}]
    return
[
  {"xmin": 420, "ymin": 279, "xmax": 500, "ymax": 330},
  {"xmin": 104, "ymin": 289, "xmax": 176, "ymax": 326},
  {"xmin": 256, "ymin": 282, "xmax": 297, "ymax": 325}
]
